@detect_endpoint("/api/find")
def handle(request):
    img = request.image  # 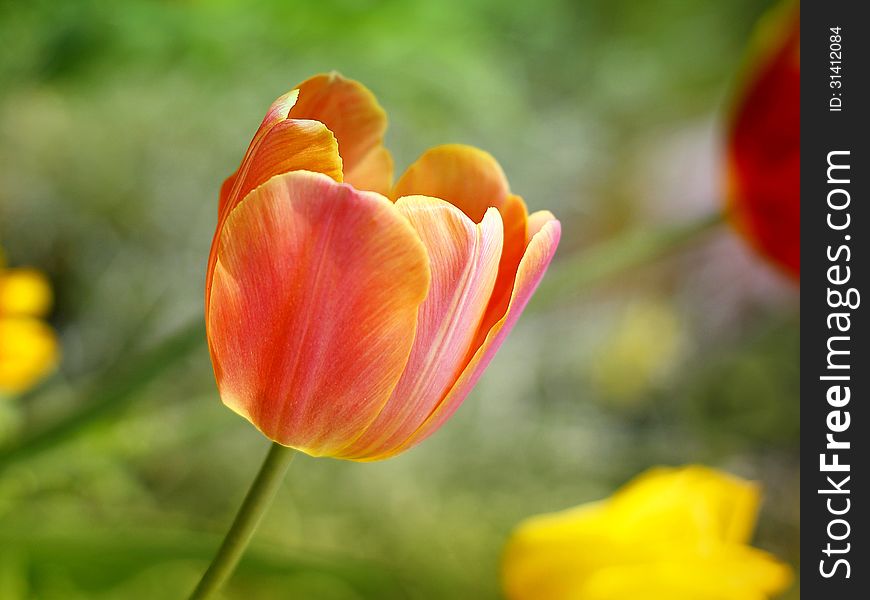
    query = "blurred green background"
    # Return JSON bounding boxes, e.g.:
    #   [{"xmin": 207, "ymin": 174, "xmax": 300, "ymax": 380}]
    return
[{"xmin": 0, "ymin": 0, "xmax": 798, "ymax": 598}]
